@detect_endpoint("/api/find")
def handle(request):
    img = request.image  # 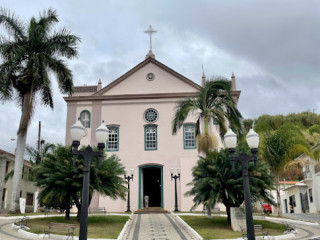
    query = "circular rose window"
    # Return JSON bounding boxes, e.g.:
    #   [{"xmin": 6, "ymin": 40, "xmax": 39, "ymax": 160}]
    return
[
  {"xmin": 144, "ymin": 108, "xmax": 159, "ymax": 123},
  {"xmin": 146, "ymin": 72, "xmax": 155, "ymax": 81}
]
